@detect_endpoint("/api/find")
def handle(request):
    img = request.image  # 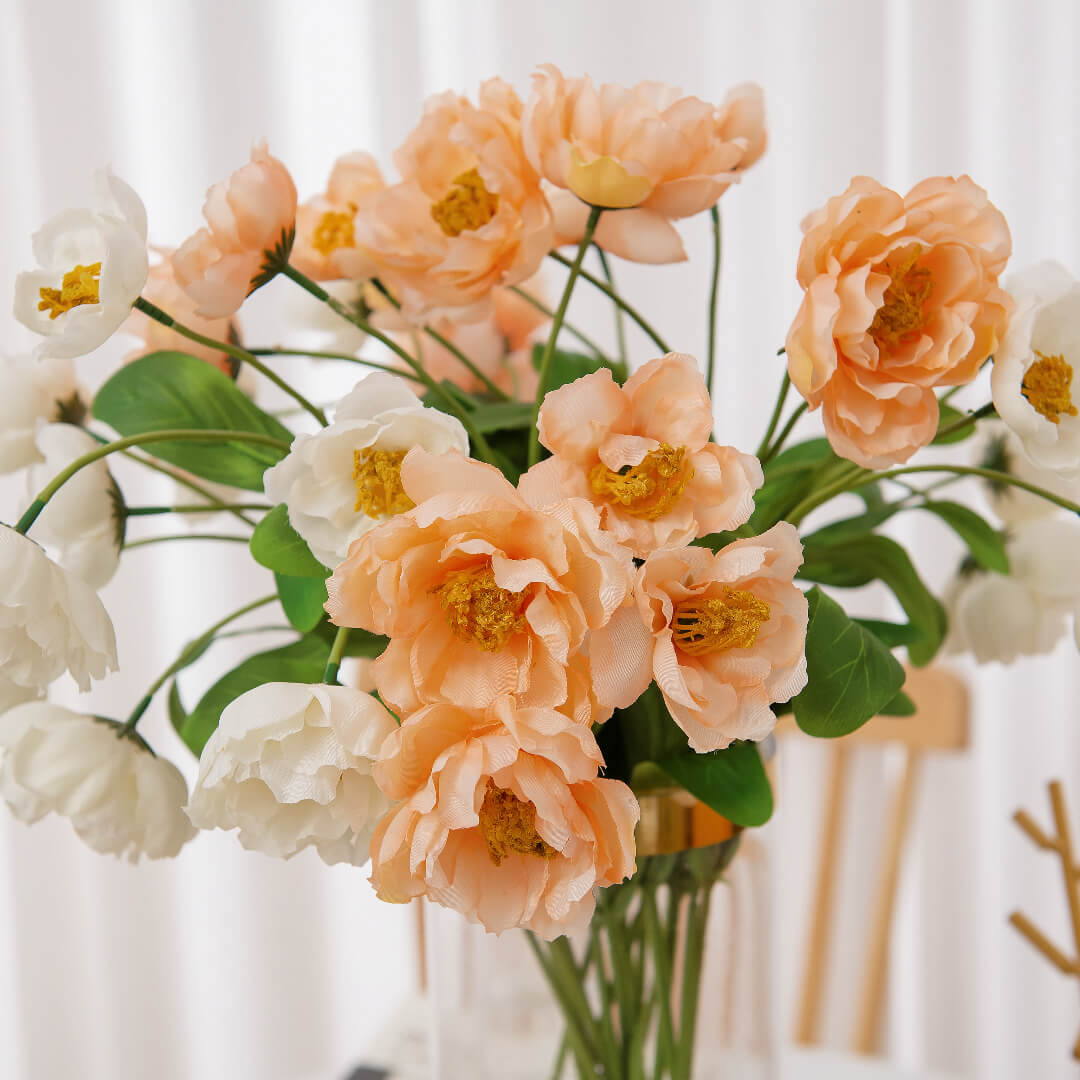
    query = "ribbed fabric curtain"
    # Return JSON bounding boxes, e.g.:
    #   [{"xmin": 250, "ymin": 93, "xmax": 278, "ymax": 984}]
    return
[{"xmin": 2, "ymin": 1, "xmax": 1079, "ymax": 1077}]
